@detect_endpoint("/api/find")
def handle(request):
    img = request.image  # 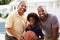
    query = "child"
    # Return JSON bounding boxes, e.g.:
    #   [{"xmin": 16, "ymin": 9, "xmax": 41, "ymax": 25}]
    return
[{"xmin": 24, "ymin": 12, "xmax": 44, "ymax": 40}]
